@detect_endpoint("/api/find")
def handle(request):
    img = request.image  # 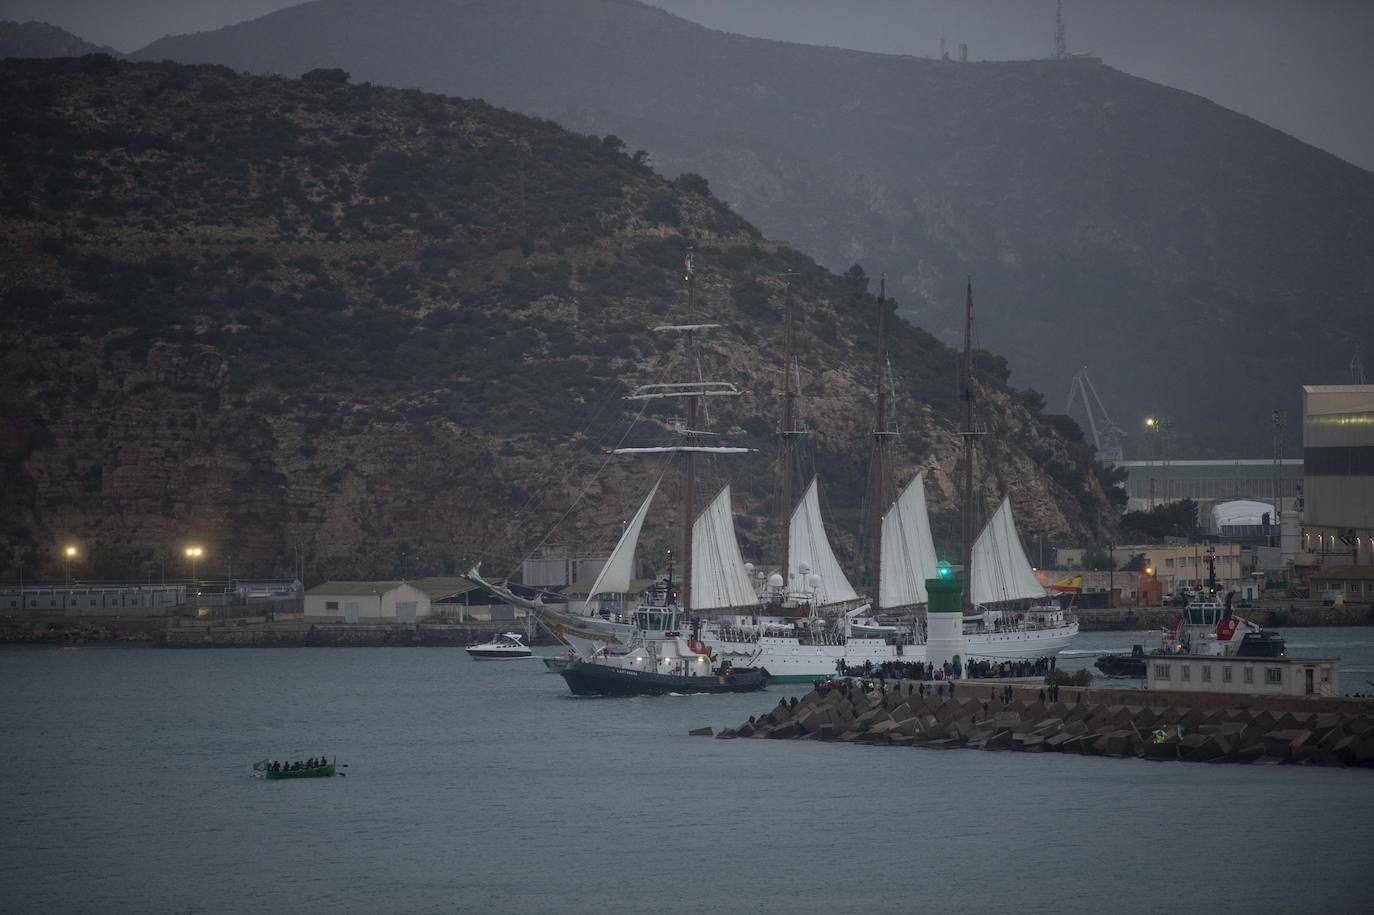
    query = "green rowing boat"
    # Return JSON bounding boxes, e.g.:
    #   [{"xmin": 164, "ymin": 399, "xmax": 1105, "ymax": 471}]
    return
[{"xmin": 254, "ymin": 759, "xmax": 336, "ymax": 779}]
